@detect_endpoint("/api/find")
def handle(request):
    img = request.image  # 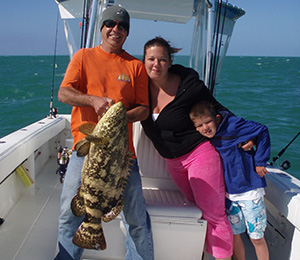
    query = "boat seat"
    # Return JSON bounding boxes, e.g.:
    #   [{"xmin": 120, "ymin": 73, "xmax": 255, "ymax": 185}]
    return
[
  {"xmin": 143, "ymin": 188, "xmax": 203, "ymax": 220},
  {"xmin": 133, "ymin": 122, "xmax": 207, "ymax": 260},
  {"xmin": 132, "ymin": 122, "xmax": 203, "ymax": 219}
]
